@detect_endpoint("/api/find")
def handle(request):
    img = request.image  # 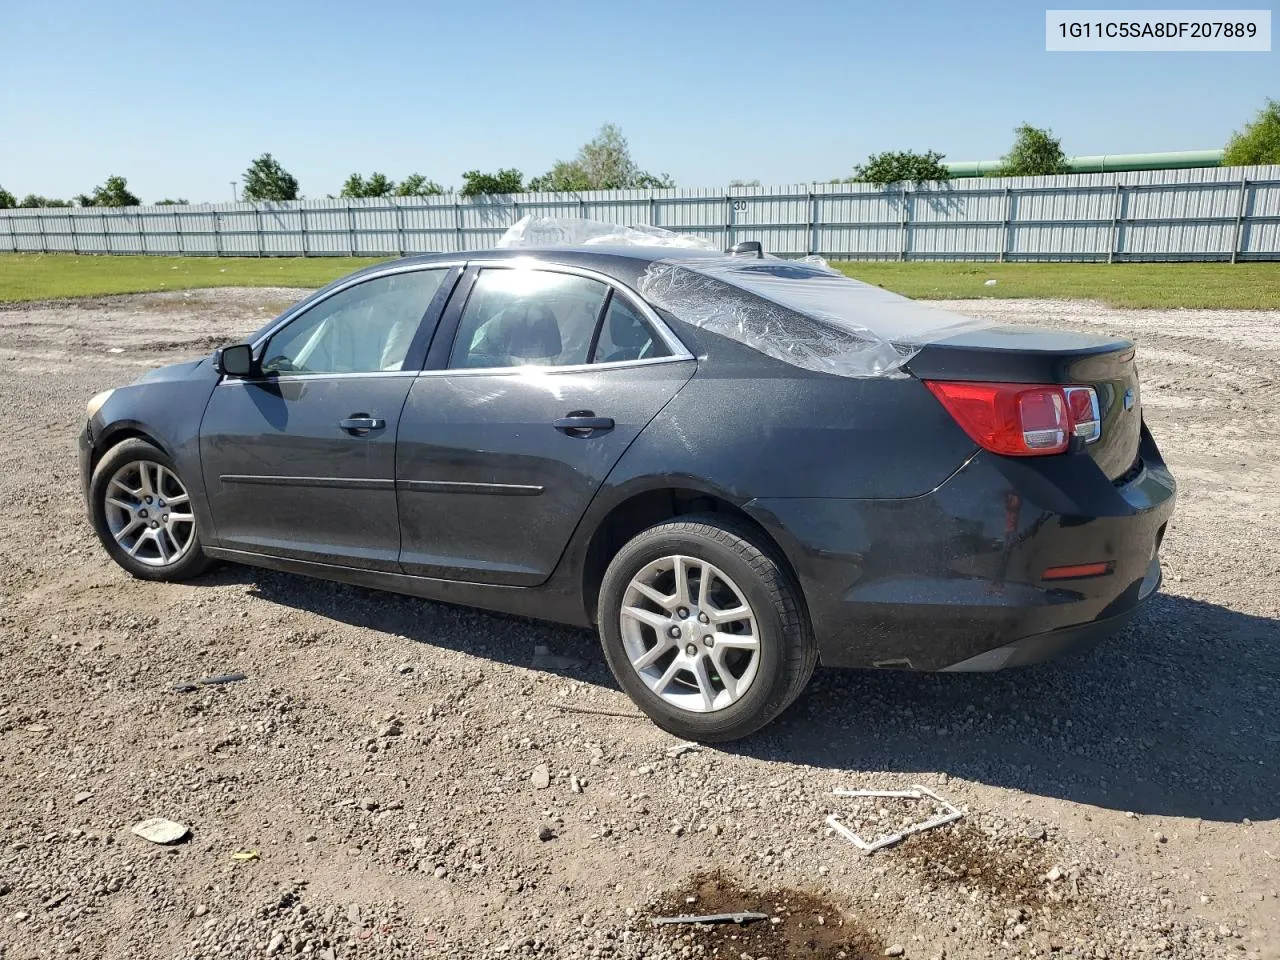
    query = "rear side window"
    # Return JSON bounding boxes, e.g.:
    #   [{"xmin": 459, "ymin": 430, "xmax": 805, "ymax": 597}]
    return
[
  {"xmin": 449, "ymin": 269, "xmax": 608, "ymax": 369},
  {"xmin": 591, "ymin": 295, "xmax": 670, "ymax": 364}
]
